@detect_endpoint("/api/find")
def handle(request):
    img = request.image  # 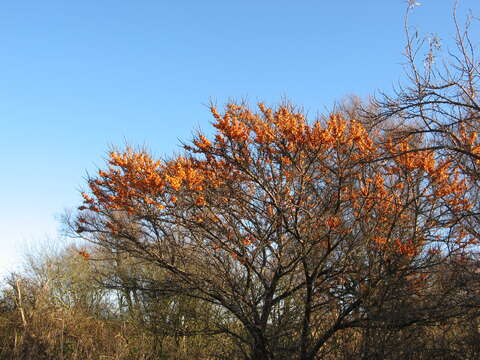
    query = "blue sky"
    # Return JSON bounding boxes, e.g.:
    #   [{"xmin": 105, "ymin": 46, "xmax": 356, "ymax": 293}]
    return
[{"xmin": 1, "ymin": 0, "xmax": 479, "ymax": 275}]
